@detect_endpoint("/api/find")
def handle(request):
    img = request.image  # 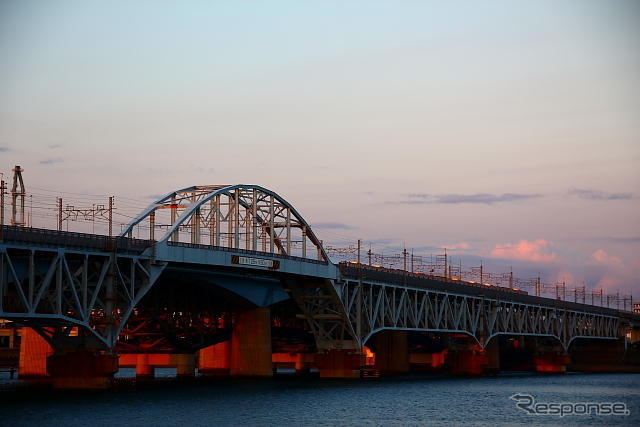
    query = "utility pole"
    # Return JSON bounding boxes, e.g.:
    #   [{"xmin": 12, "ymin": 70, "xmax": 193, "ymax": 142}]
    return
[
  {"xmin": 410, "ymin": 249, "xmax": 414, "ymax": 273},
  {"xmin": 109, "ymin": 196, "xmax": 113, "ymax": 237},
  {"xmin": 367, "ymin": 243, "xmax": 372, "ymax": 266},
  {"xmin": 0, "ymin": 177, "xmax": 5, "ymax": 243},
  {"xmin": 403, "ymin": 246, "xmax": 408, "ymax": 271},
  {"xmin": 509, "ymin": 268, "xmax": 513, "ymax": 289},
  {"xmin": 444, "ymin": 248, "xmax": 448, "ymax": 279},
  {"xmin": 357, "ymin": 239, "xmax": 361, "ymax": 264},
  {"xmin": 57, "ymin": 197, "xmax": 63, "ymax": 231}
]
